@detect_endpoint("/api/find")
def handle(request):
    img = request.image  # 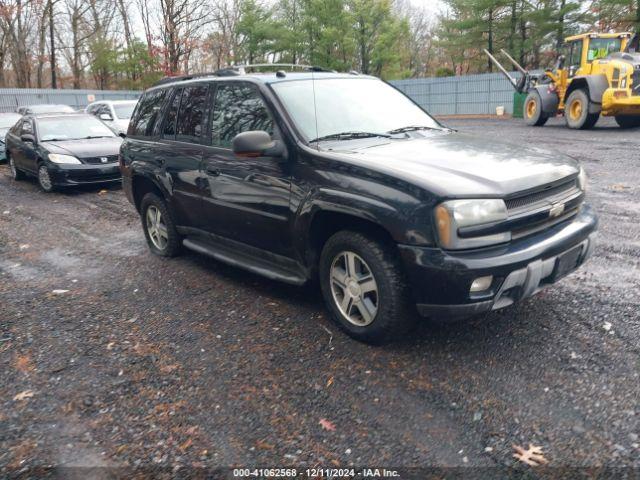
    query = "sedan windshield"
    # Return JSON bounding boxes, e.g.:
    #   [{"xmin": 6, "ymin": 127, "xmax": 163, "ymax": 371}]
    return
[
  {"xmin": 38, "ymin": 116, "xmax": 116, "ymax": 141},
  {"xmin": 271, "ymin": 77, "xmax": 442, "ymax": 142},
  {"xmin": 113, "ymin": 102, "xmax": 137, "ymax": 119}
]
